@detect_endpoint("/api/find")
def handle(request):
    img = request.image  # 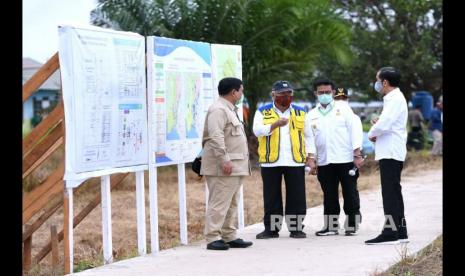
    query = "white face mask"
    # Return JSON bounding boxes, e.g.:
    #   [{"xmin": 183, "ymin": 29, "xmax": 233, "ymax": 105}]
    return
[
  {"xmin": 235, "ymin": 93, "xmax": 244, "ymax": 107},
  {"xmin": 374, "ymin": 81, "xmax": 383, "ymax": 93}
]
